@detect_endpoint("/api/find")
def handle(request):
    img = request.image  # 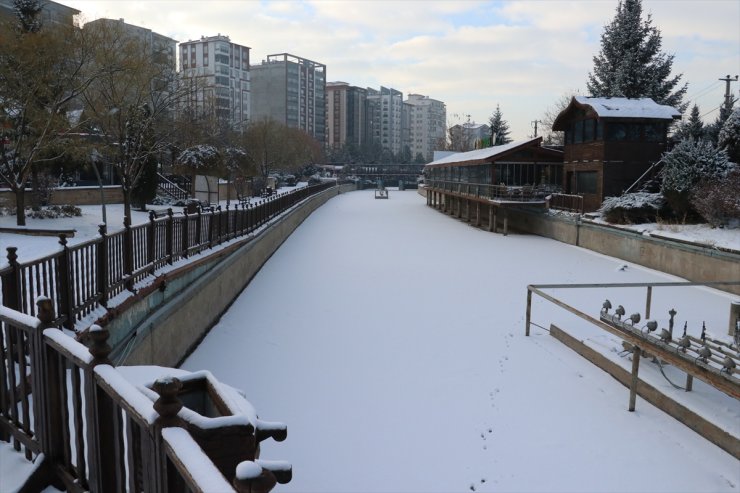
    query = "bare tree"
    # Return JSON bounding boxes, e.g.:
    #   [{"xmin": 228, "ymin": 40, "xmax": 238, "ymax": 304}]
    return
[
  {"xmin": 0, "ymin": 5, "xmax": 99, "ymax": 225},
  {"xmin": 538, "ymin": 91, "xmax": 579, "ymax": 146},
  {"xmin": 80, "ymin": 21, "xmax": 189, "ymax": 220}
]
